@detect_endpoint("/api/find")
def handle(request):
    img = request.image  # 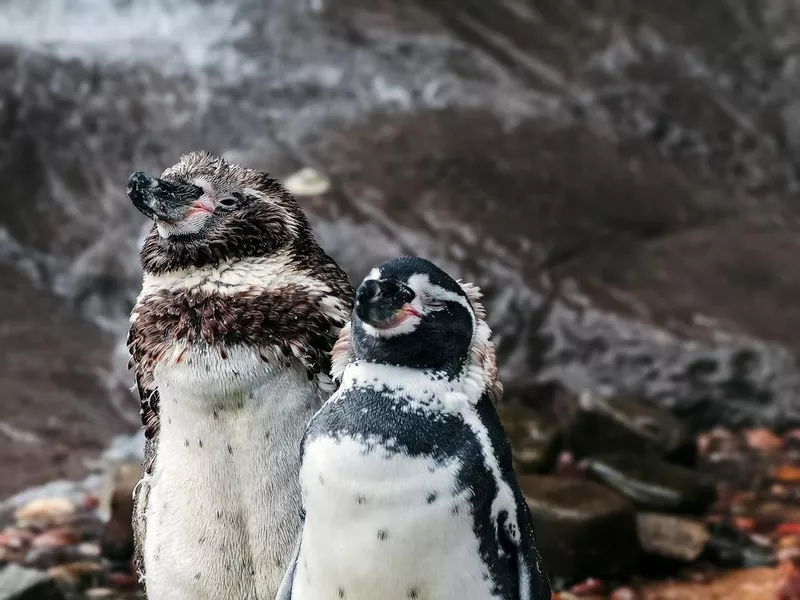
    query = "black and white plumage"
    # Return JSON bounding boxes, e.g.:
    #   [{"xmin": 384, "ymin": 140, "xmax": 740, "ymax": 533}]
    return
[
  {"xmin": 276, "ymin": 256, "xmax": 551, "ymax": 600},
  {"xmin": 126, "ymin": 151, "xmax": 354, "ymax": 600}
]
